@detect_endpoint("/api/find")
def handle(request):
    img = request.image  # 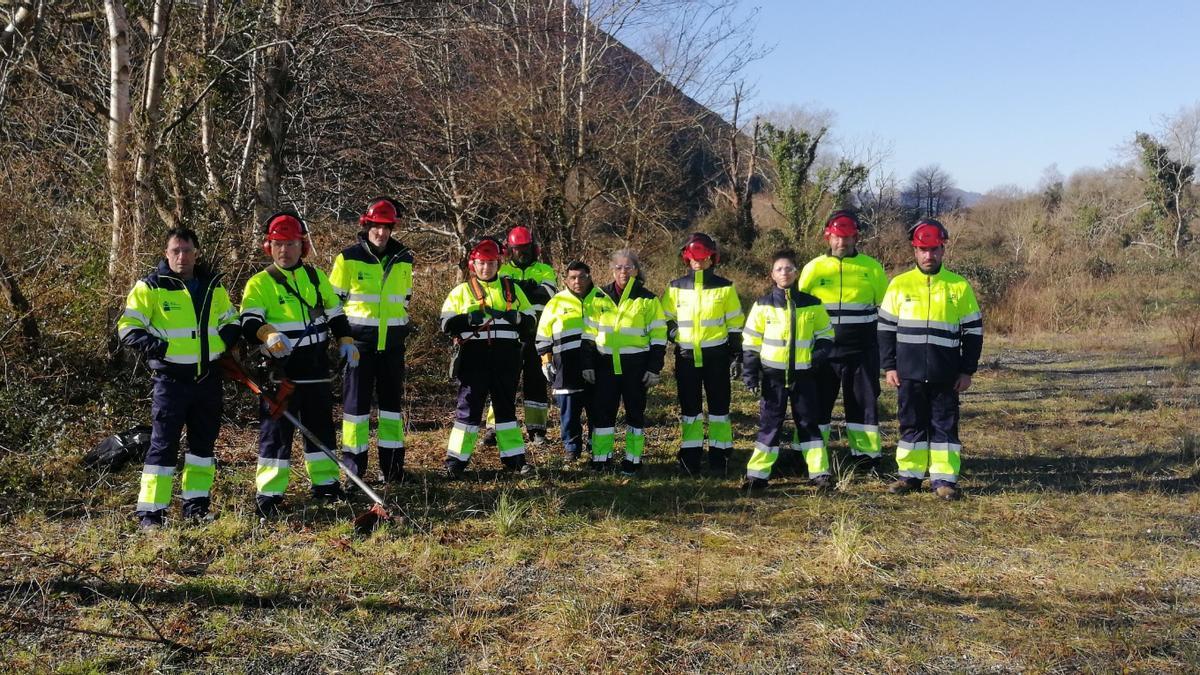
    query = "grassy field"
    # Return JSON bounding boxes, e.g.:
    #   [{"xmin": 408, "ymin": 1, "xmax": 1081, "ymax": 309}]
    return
[{"xmin": 2, "ymin": 332, "xmax": 1199, "ymax": 673}]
